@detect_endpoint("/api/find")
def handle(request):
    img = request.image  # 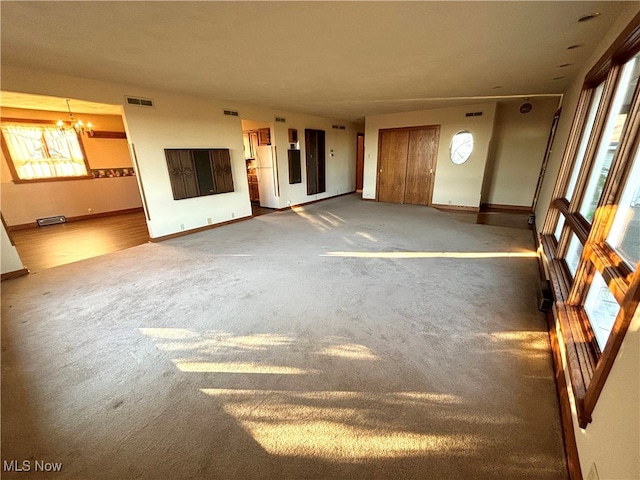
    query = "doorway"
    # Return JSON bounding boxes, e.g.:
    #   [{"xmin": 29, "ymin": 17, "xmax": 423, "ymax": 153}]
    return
[
  {"xmin": 0, "ymin": 92, "xmax": 150, "ymax": 272},
  {"xmin": 356, "ymin": 133, "xmax": 364, "ymax": 191},
  {"xmin": 376, "ymin": 125, "xmax": 440, "ymax": 205},
  {"xmin": 241, "ymin": 119, "xmax": 278, "ymax": 213}
]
